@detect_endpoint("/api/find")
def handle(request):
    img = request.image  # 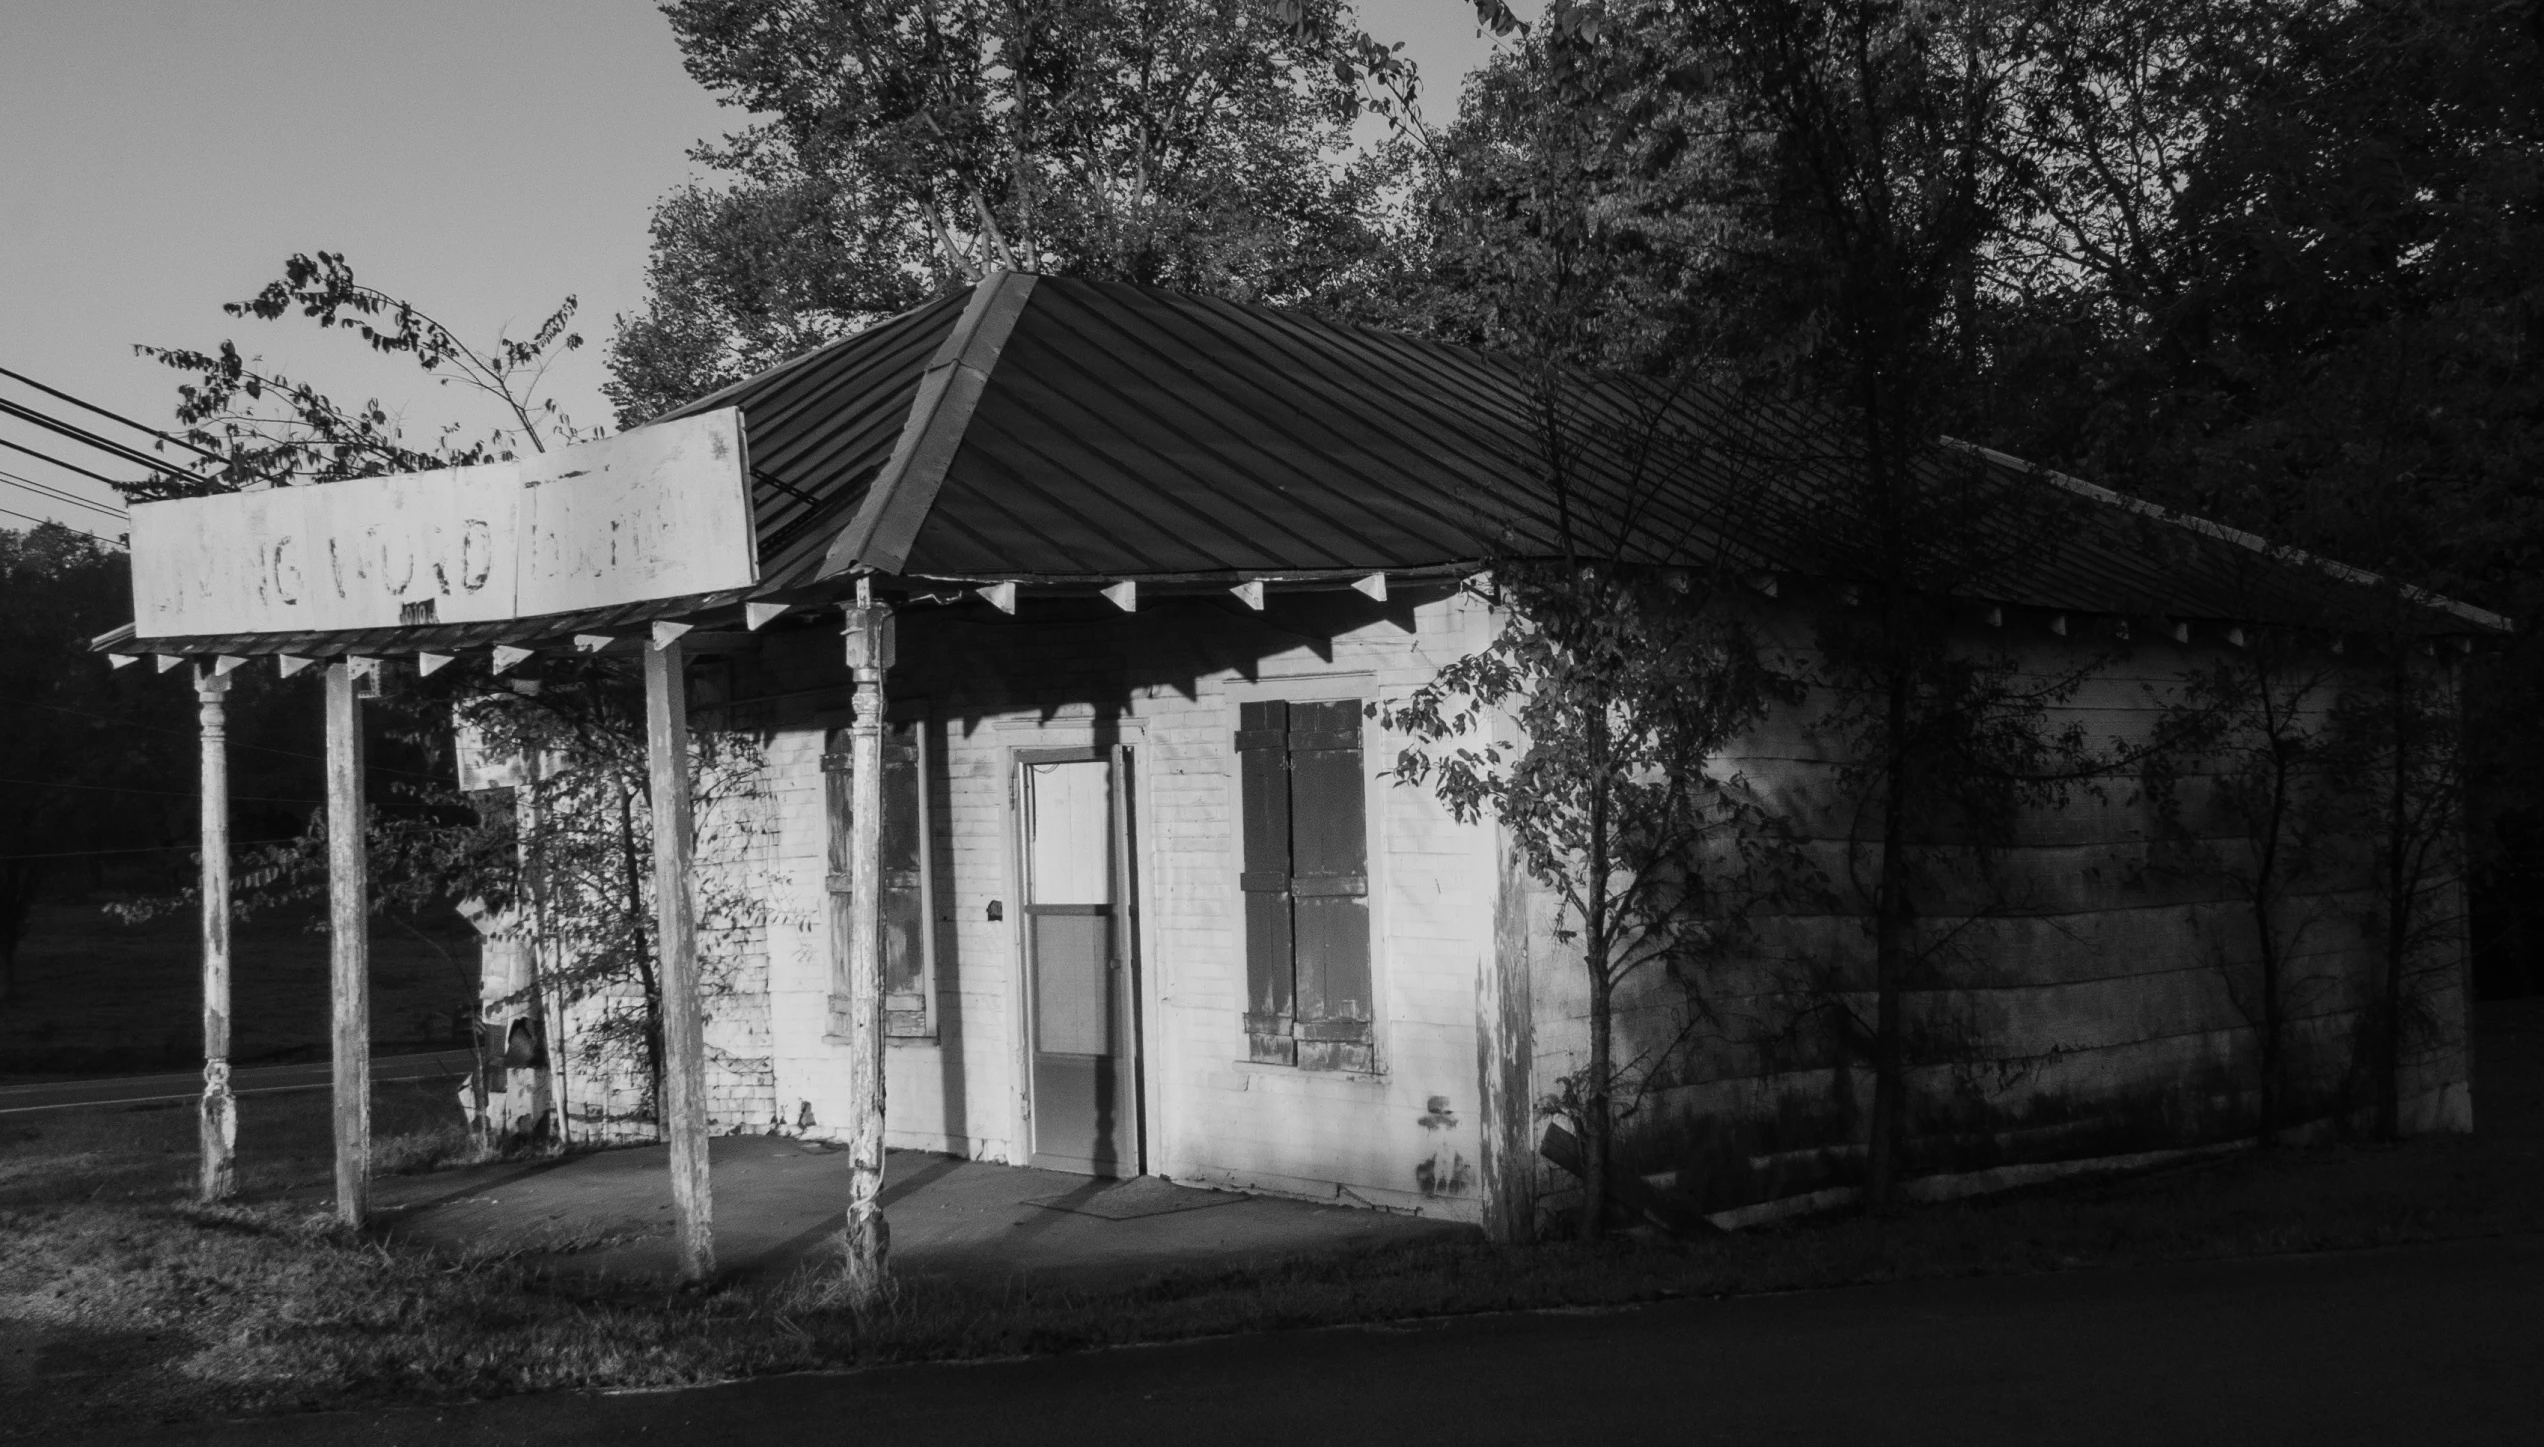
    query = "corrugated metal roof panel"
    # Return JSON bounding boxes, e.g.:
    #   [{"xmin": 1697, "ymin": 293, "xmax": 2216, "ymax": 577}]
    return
[{"xmin": 660, "ymin": 290, "xmax": 970, "ymax": 593}]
